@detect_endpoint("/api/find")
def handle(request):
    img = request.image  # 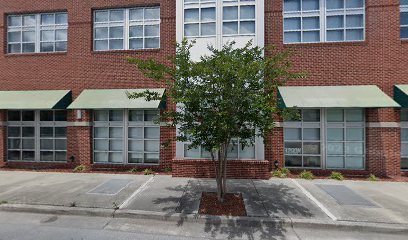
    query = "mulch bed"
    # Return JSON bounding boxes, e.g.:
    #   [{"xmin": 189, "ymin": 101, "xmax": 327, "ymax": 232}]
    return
[{"xmin": 199, "ymin": 192, "xmax": 247, "ymax": 216}]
